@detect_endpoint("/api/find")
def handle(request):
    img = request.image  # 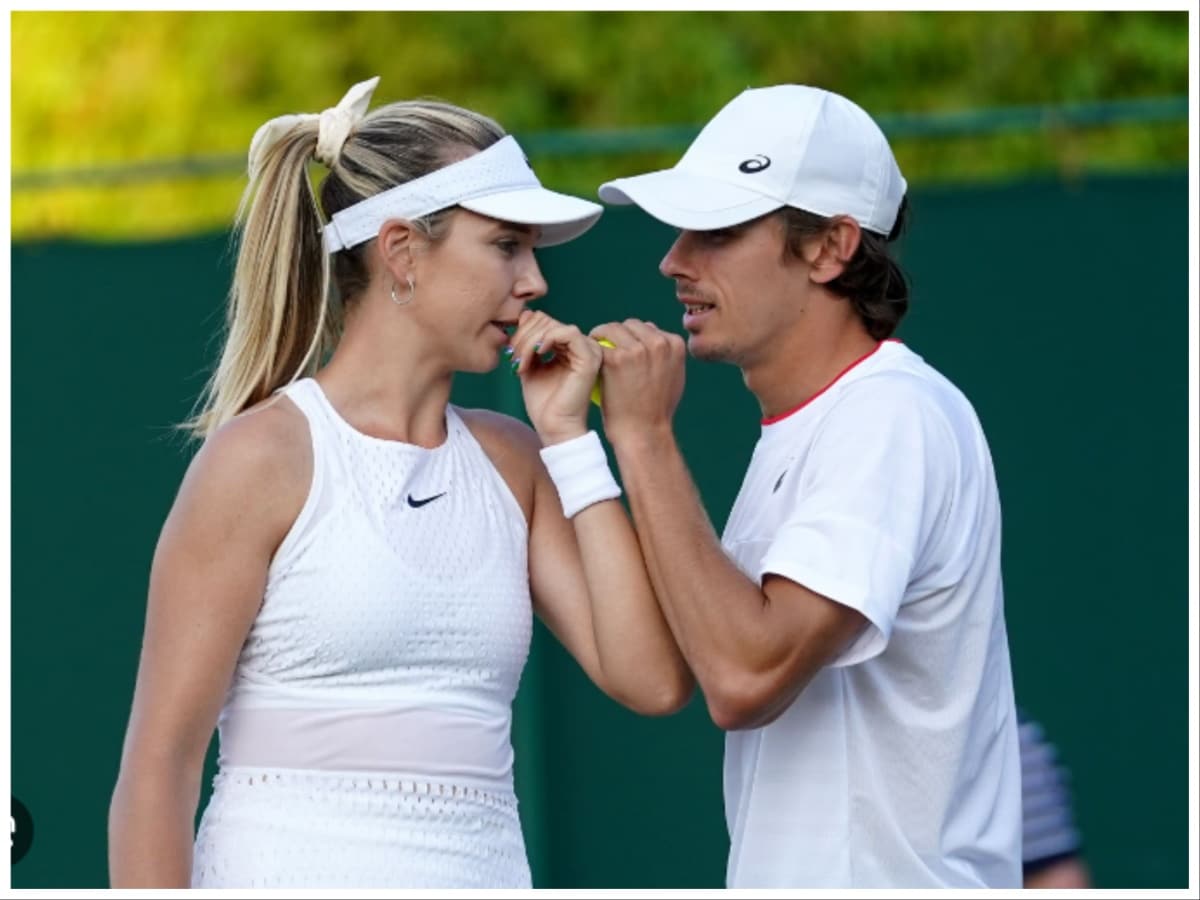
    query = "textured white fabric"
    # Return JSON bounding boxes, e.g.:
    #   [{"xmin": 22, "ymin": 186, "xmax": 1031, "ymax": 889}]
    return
[
  {"xmin": 193, "ymin": 768, "xmax": 530, "ymax": 888},
  {"xmin": 226, "ymin": 378, "xmax": 531, "ymax": 713},
  {"xmin": 720, "ymin": 340, "xmax": 1021, "ymax": 888},
  {"xmin": 539, "ymin": 430, "xmax": 622, "ymax": 518},
  {"xmin": 247, "ymin": 76, "xmax": 379, "ymax": 178},
  {"xmin": 193, "ymin": 377, "xmax": 534, "ymax": 887},
  {"xmin": 323, "ymin": 134, "xmax": 603, "ymax": 252}
]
